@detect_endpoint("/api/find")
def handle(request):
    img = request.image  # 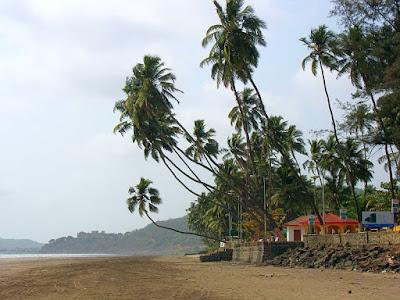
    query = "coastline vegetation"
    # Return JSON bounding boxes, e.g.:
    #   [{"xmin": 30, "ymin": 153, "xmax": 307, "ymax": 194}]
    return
[{"xmin": 114, "ymin": 0, "xmax": 400, "ymax": 246}]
